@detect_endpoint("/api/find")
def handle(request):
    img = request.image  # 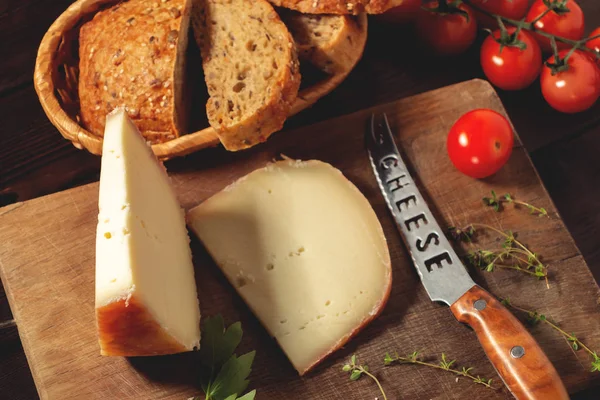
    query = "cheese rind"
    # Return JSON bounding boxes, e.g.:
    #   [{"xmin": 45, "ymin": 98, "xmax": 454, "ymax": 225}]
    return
[
  {"xmin": 95, "ymin": 109, "xmax": 200, "ymax": 356},
  {"xmin": 187, "ymin": 159, "xmax": 391, "ymax": 374},
  {"xmin": 96, "ymin": 297, "xmax": 191, "ymax": 356}
]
